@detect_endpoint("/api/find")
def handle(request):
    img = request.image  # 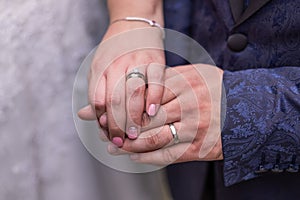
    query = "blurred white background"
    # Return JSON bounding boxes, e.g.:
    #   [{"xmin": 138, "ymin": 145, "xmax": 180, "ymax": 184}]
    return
[{"xmin": 0, "ymin": 0, "xmax": 170, "ymax": 199}]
